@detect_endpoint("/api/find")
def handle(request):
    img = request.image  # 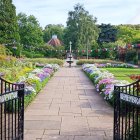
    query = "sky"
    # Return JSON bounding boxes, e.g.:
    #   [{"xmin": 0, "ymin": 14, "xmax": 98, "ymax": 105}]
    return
[{"xmin": 13, "ymin": 0, "xmax": 140, "ymax": 29}]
